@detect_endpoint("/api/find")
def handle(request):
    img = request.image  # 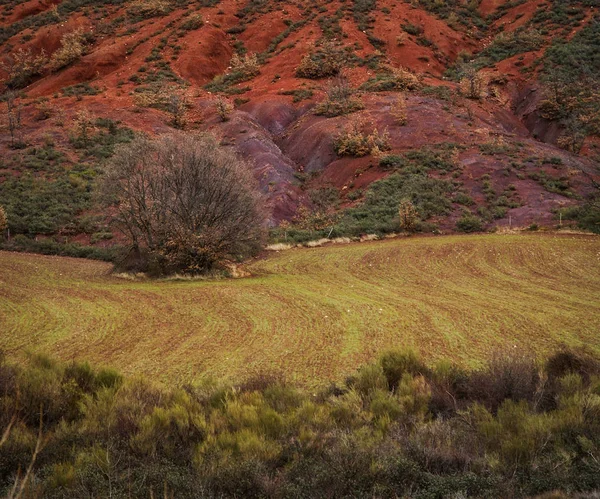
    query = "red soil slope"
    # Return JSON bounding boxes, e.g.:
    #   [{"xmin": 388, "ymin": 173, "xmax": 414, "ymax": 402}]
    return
[{"xmin": 0, "ymin": 0, "xmax": 597, "ymax": 232}]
